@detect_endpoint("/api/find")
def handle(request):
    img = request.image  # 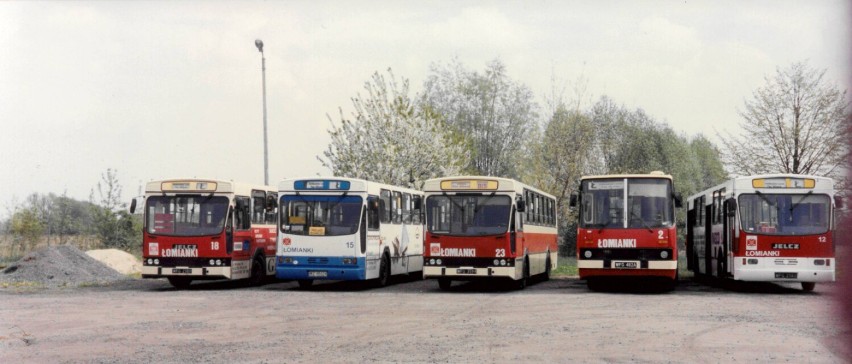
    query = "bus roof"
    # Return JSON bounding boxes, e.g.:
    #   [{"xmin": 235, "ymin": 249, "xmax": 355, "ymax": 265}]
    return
[
  {"xmin": 278, "ymin": 177, "xmax": 421, "ymax": 196},
  {"xmin": 422, "ymin": 176, "xmax": 554, "ymax": 198},
  {"xmin": 687, "ymin": 174, "xmax": 835, "ymax": 202},
  {"xmin": 145, "ymin": 178, "xmax": 274, "ymax": 196},
  {"xmin": 579, "ymin": 171, "xmax": 673, "ymax": 181}
]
